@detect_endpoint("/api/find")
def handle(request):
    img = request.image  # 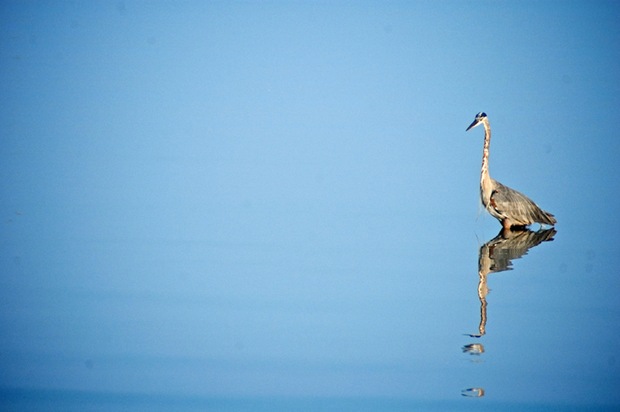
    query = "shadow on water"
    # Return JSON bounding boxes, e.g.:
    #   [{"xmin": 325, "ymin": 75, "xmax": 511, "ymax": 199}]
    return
[{"xmin": 461, "ymin": 227, "xmax": 557, "ymax": 398}]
